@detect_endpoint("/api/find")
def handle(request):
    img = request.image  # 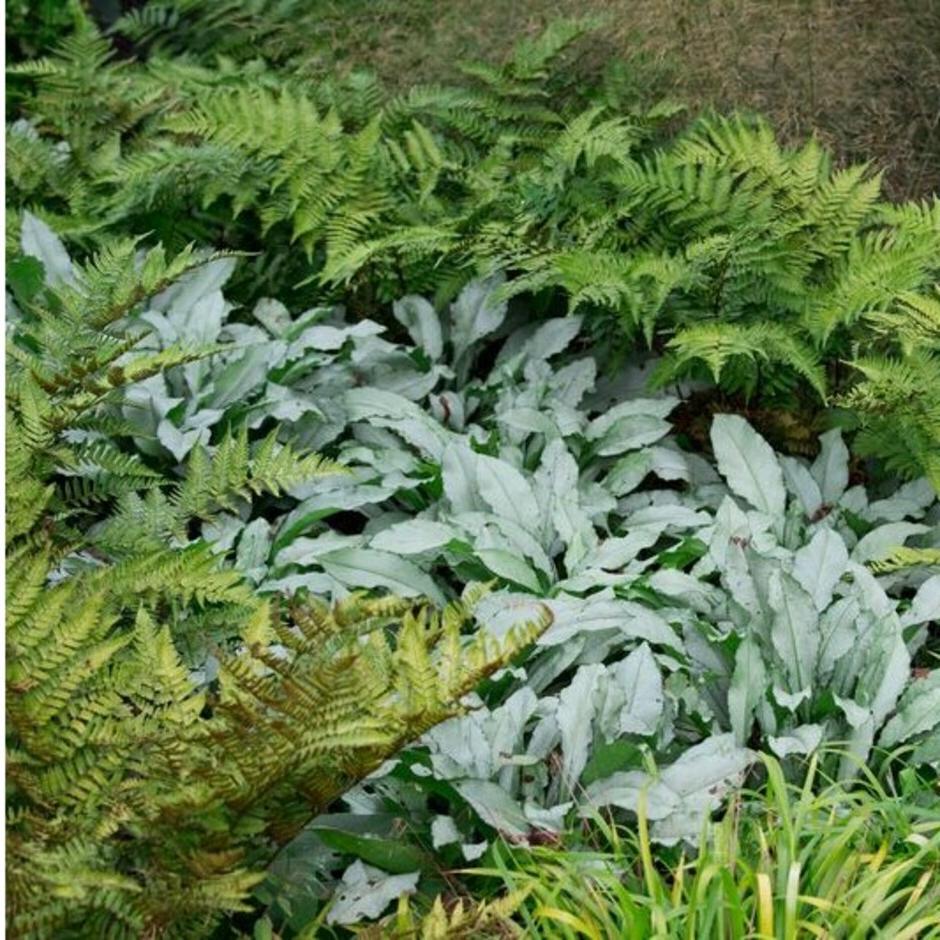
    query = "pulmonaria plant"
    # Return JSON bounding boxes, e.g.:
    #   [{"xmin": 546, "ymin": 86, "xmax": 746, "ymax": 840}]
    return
[
  {"xmin": 143, "ymin": 273, "xmax": 935, "ymax": 925},
  {"xmin": 93, "ymin": 255, "xmax": 938, "ymax": 793},
  {"xmin": 98, "ymin": 254, "xmax": 709, "ymax": 603},
  {"xmin": 239, "ymin": 284, "xmax": 726, "ymax": 605},
  {"xmin": 324, "ymin": 416, "xmax": 938, "ymax": 913},
  {"xmin": 688, "ymin": 417, "xmax": 940, "ymax": 773},
  {"xmin": 14, "ymin": 219, "xmax": 938, "ymax": 926}
]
